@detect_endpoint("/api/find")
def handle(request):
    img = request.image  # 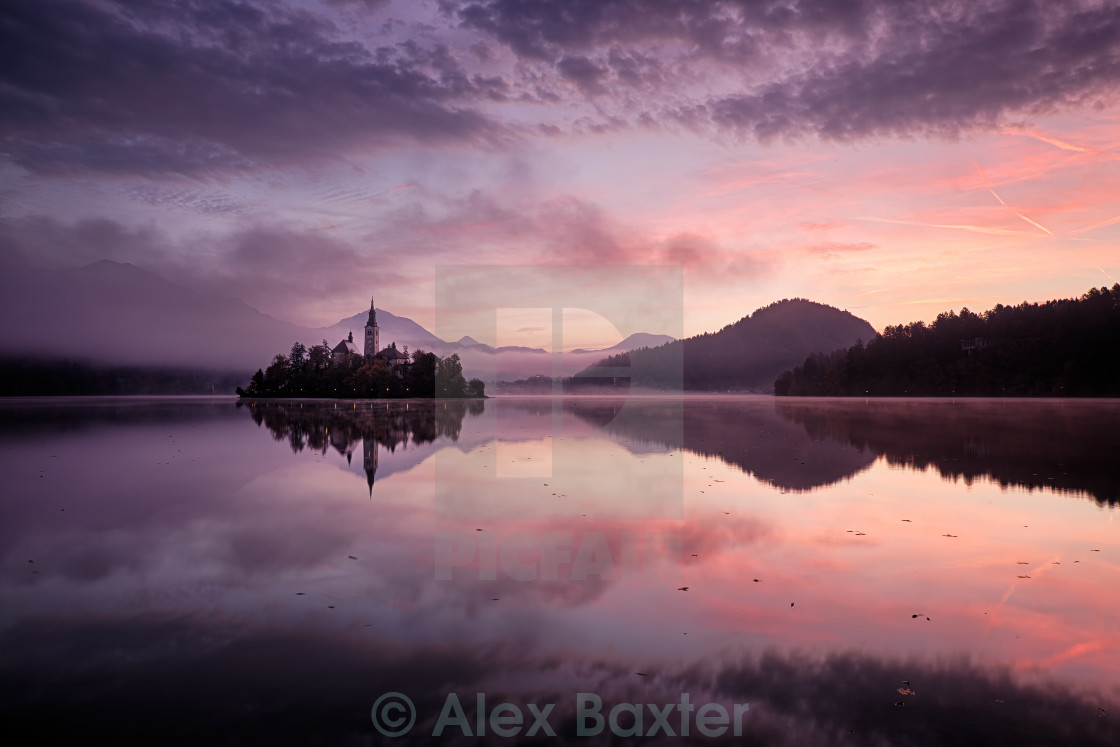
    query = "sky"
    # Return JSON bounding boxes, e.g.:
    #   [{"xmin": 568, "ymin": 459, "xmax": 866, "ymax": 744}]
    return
[{"xmin": 2, "ymin": 0, "xmax": 1119, "ymax": 348}]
